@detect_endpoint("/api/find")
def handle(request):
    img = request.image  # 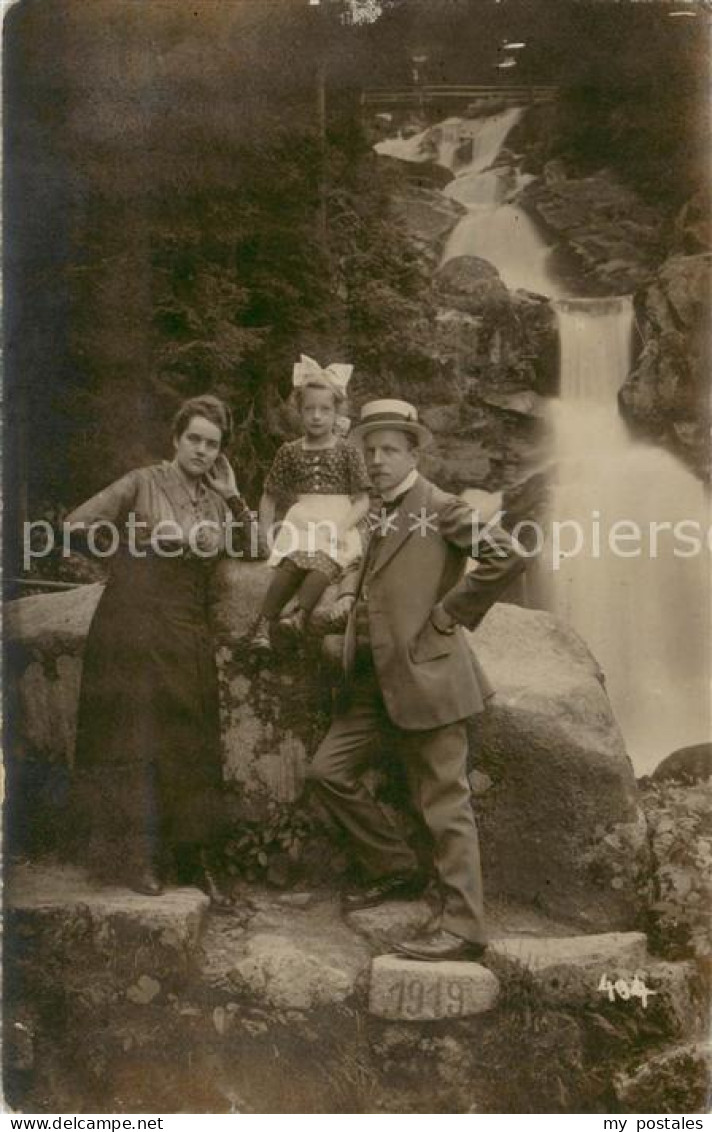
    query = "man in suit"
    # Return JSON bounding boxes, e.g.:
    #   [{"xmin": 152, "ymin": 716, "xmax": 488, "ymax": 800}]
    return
[{"xmin": 307, "ymin": 399, "xmax": 527, "ymax": 961}]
